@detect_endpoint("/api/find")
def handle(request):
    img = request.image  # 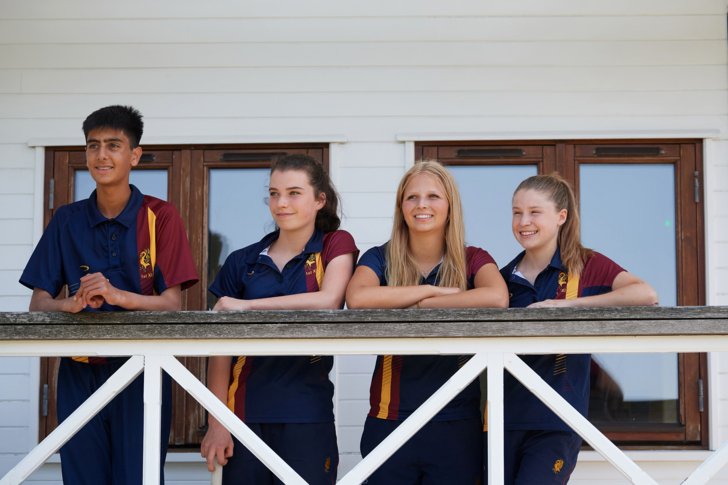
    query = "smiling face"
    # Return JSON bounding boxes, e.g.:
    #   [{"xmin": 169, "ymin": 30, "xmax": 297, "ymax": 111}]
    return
[
  {"xmin": 511, "ymin": 188, "xmax": 567, "ymax": 254},
  {"xmin": 400, "ymin": 173, "xmax": 450, "ymax": 236},
  {"xmin": 85, "ymin": 127, "xmax": 140, "ymax": 189},
  {"xmin": 268, "ymin": 169, "xmax": 325, "ymax": 234}
]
